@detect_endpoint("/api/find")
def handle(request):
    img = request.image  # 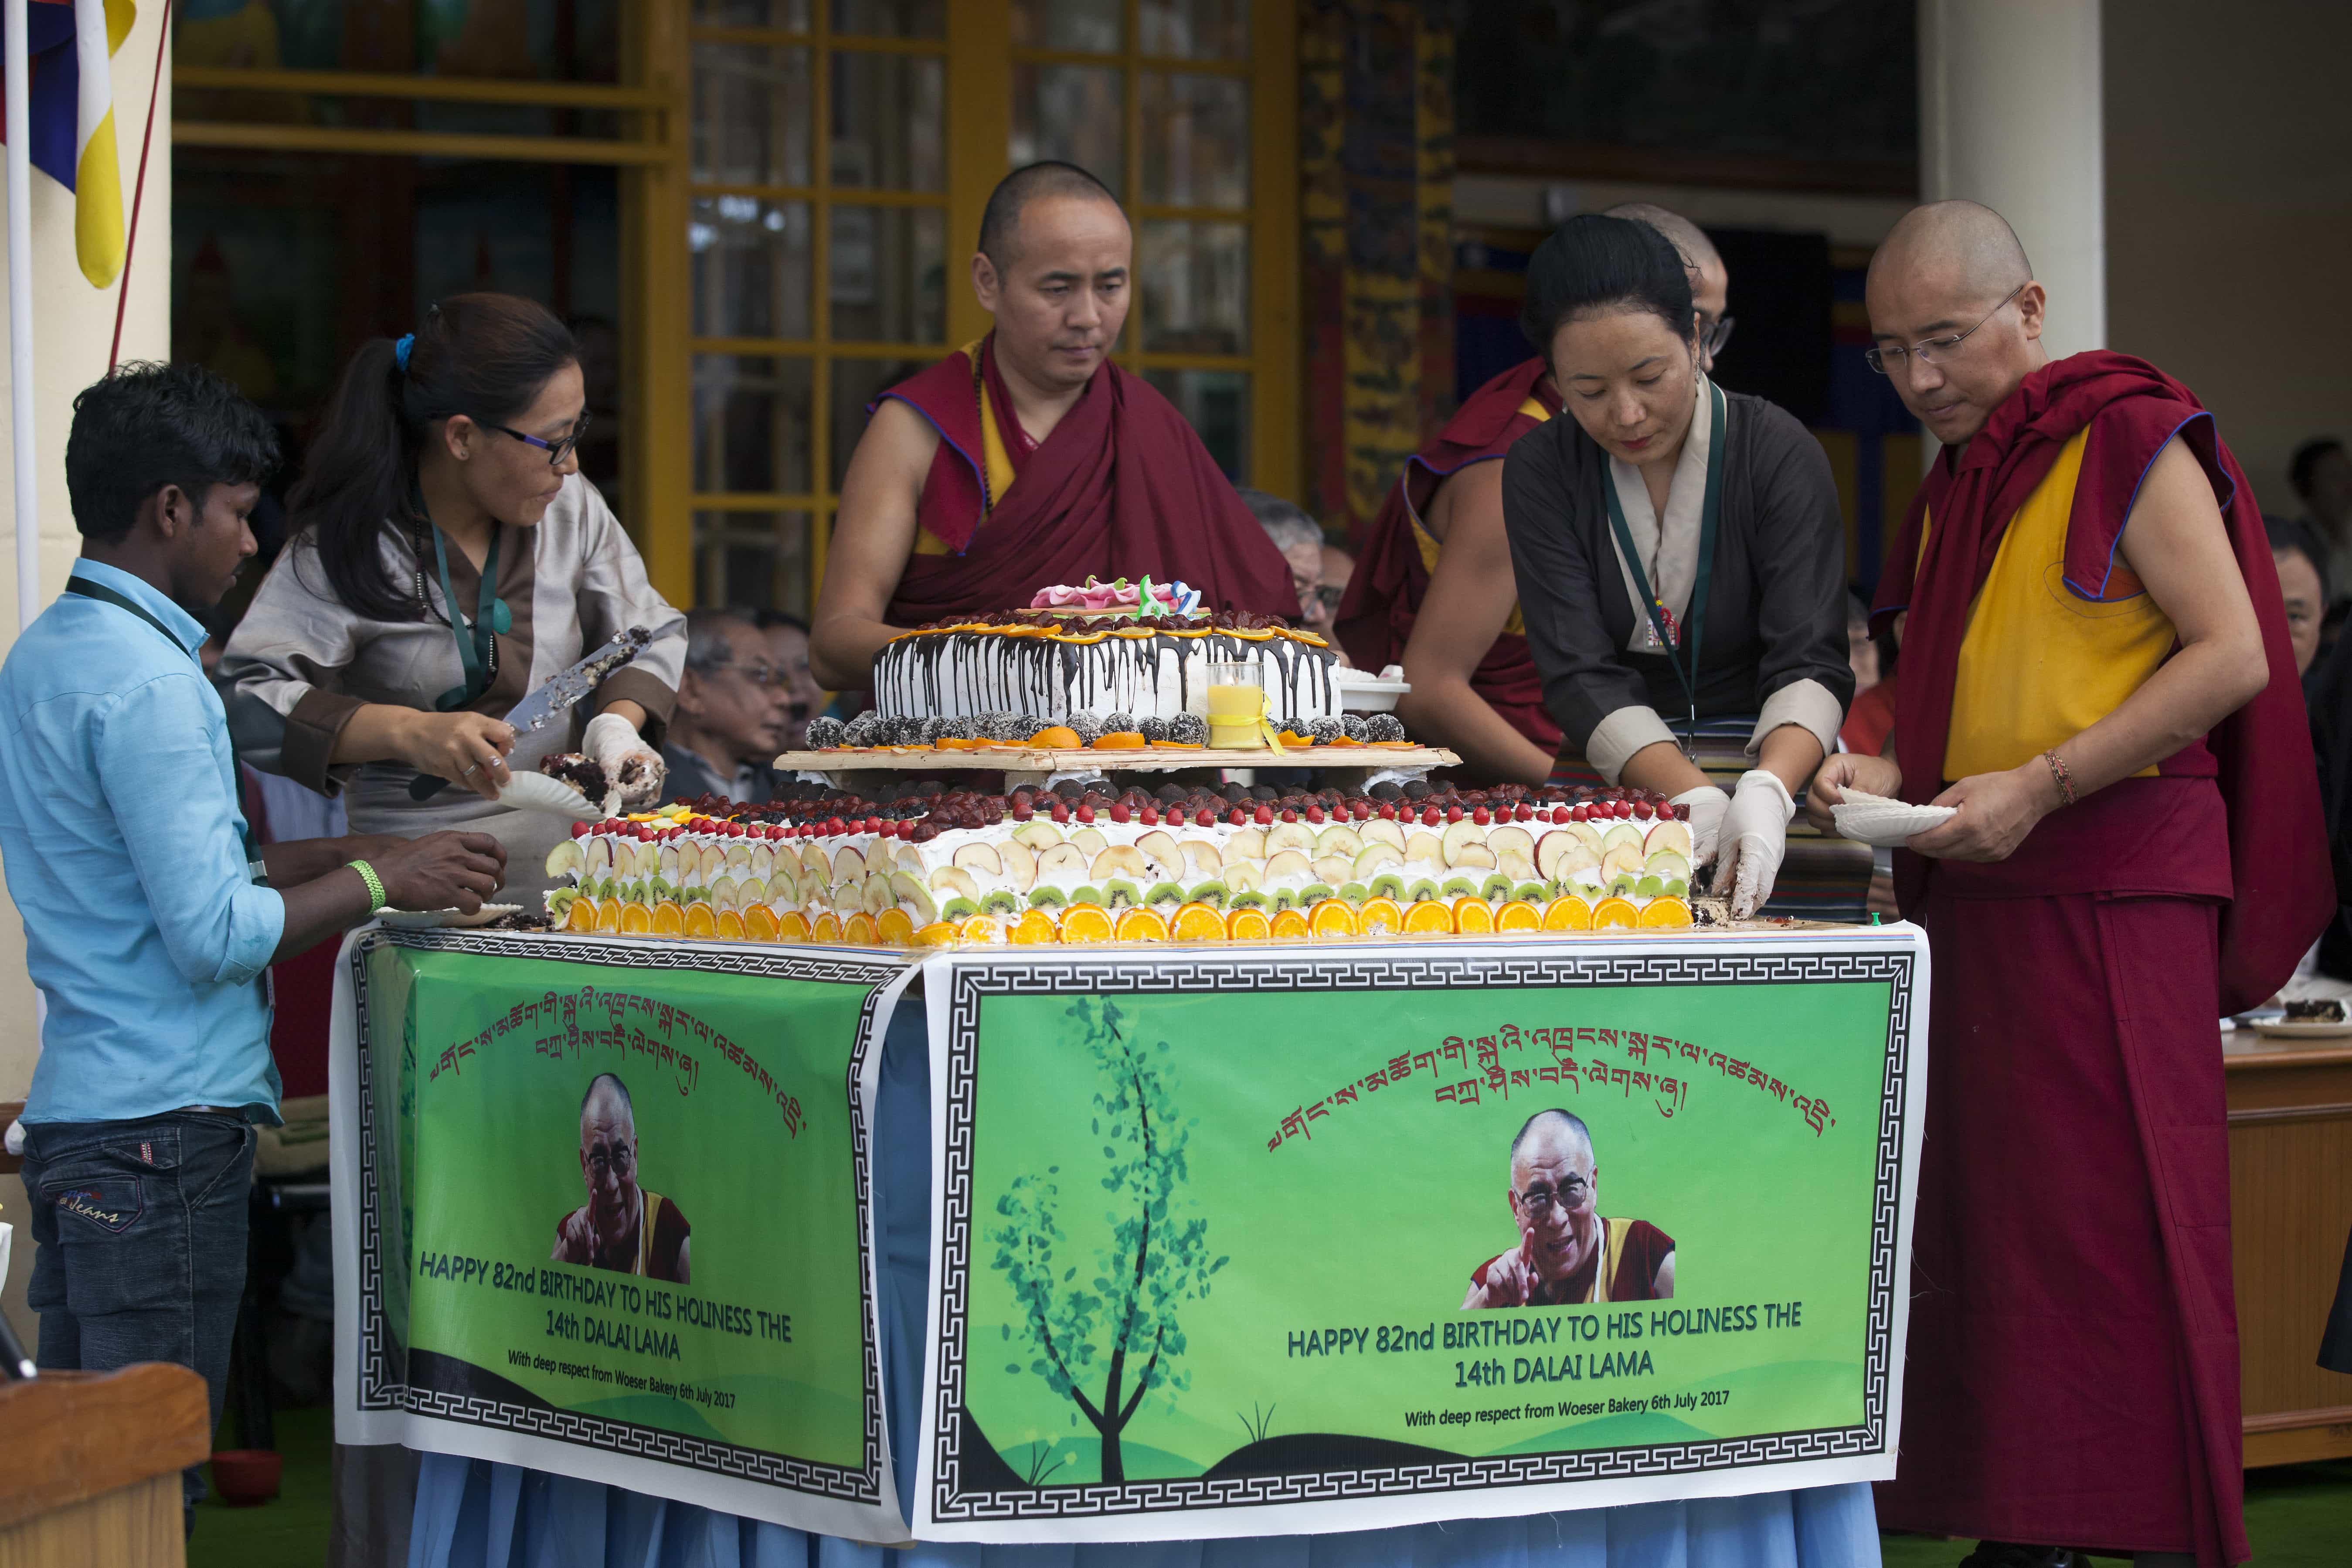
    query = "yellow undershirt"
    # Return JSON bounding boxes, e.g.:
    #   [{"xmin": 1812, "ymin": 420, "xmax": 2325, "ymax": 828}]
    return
[
  {"xmin": 1941, "ymin": 429, "xmax": 2177, "ymax": 779},
  {"xmin": 1407, "ymin": 395, "xmax": 1555, "ymax": 636},
  {"xmin": 913, "ymin": 339, "xmax": 1021, "ymax": 556}
]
